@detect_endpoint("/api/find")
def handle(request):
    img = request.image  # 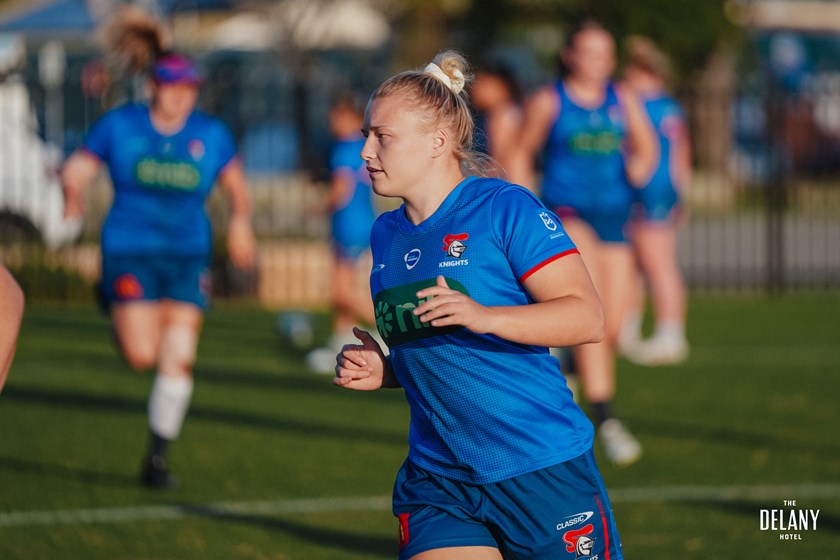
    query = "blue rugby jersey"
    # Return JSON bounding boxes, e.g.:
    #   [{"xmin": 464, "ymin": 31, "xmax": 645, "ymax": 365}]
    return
[
  {"xmin": 636, "ymin": 93, "xmax": 686, "ymax": 216},
  {"xmin": 83, "ymin": 104, "xmax": 238, "ymax": 256},
  {"xmin": 370, "ymin": 176, "xmax": 594, "ymax": 484},
  {"xmin": 541, "ymin": 81, "xmax": 633, "ymax": 215},
  {"xmin": 330, "ymin": 135, "xmax": 376, "ymax": 250}
]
